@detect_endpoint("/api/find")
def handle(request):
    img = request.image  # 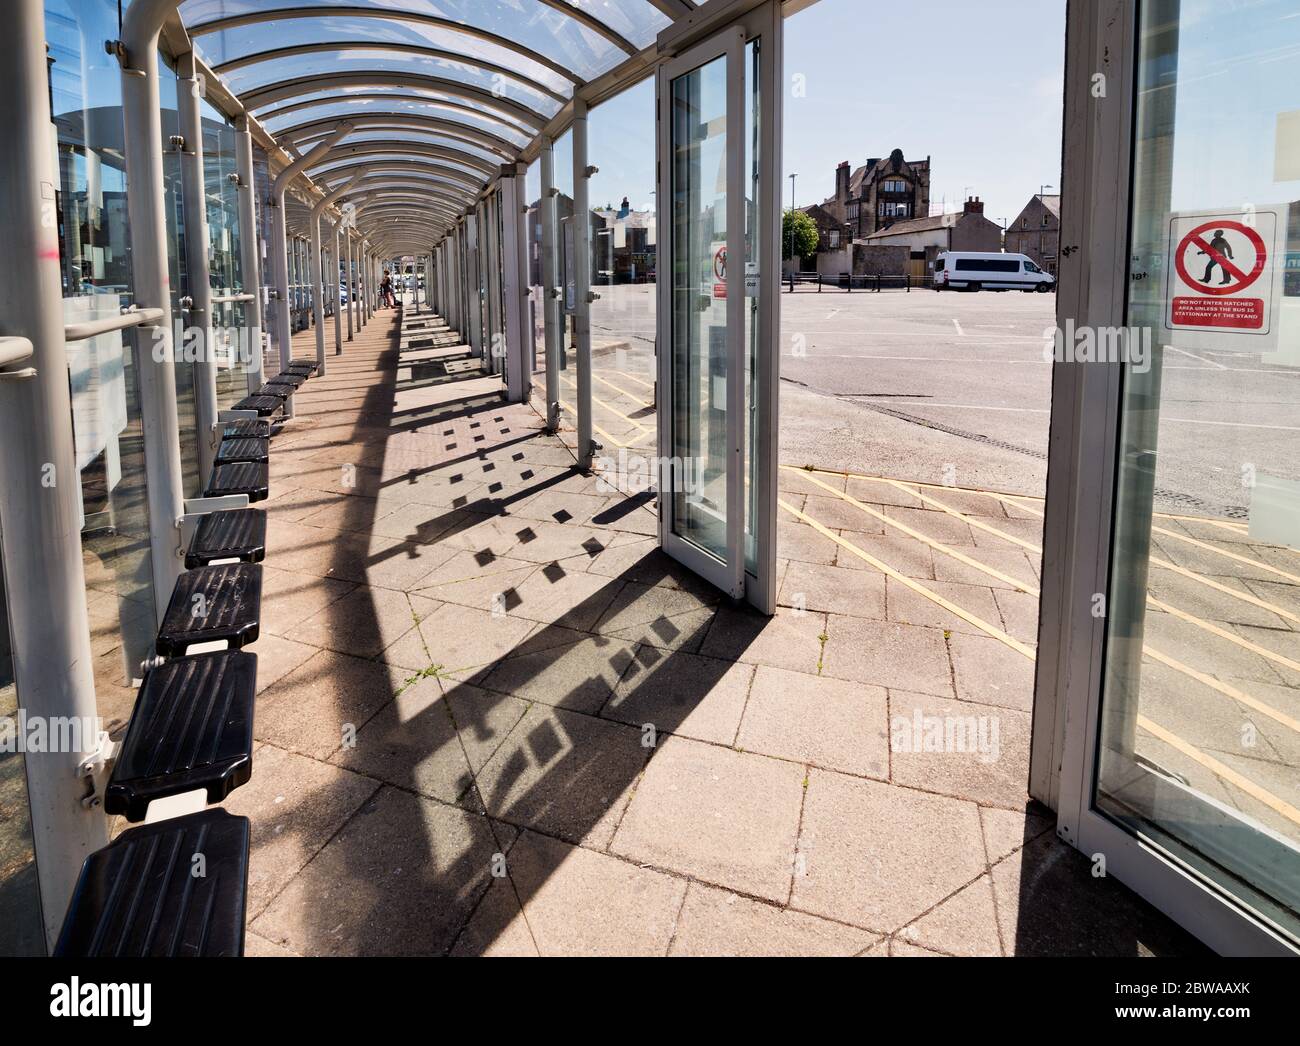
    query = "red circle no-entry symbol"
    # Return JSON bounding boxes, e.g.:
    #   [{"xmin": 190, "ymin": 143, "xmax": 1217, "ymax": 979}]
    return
[{"xmin": 1174, "ymin": 220, "xmax": 1268, "ymax": 297}]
